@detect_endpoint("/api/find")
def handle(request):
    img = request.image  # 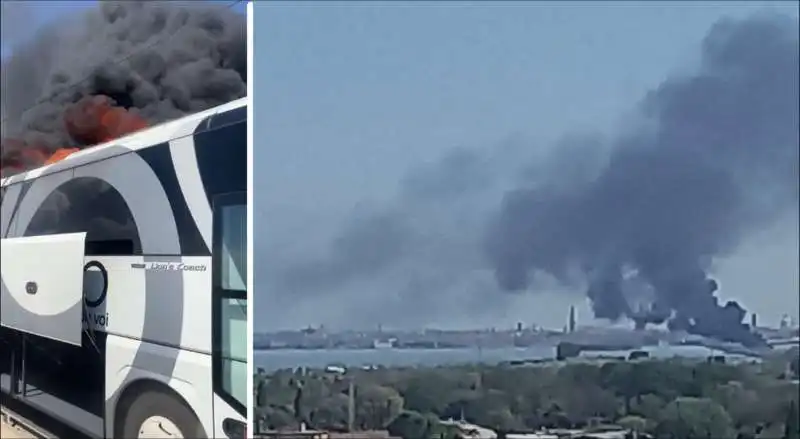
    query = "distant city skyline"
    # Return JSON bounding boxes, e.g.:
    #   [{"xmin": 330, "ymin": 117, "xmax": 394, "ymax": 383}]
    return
[
  {"xmin": 254, "ymin": 307, "xmax": 799, "ymax": 334},
  {"xmin": 255, "ymin": 2, "xmax": 799, "ymax": 331}
]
